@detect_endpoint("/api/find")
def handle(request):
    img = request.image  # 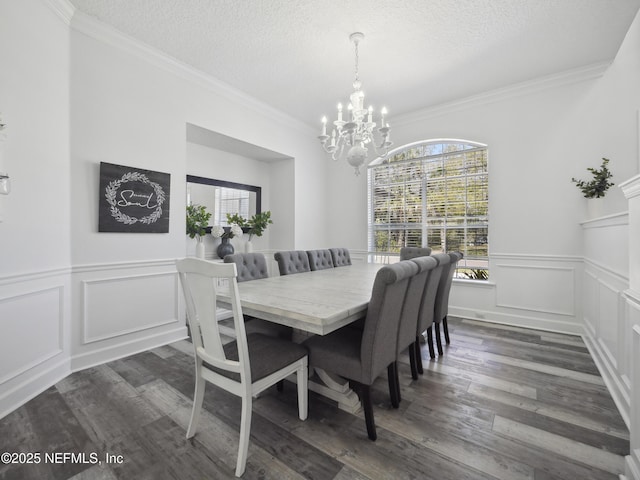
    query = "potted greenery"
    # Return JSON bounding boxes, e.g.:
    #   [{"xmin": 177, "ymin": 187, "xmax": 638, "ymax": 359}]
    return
[
  {"xmin": 571, "ymin": 158, "xmax": 614, "ymax": 198},
  {"xmin": 226, "ymin": 211, "xmax": 273, "ymax": 252},
  {"xmin": 186, "ymin": 204, "xmax": 211, "ymax": 258}
]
